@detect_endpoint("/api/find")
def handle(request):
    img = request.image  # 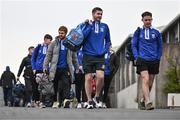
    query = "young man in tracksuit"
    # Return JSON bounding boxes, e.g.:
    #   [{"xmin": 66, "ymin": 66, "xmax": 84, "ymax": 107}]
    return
[
  {"xmin": 31, "ymin": 34, "xmax": 52, "ymax": 108},
  {"xmin": 132, "ymin": 11, "xmax": 163, "ymax": 110},
  {"xmin": 102, "ymin": 49, "xmax": 119, "ymax": 108},
  {"xmin": 0, "ymin": 66, "xmax": 16, "ymax": 106},
  {"xmin": 17, "ymin": 46, "xmax": 34, "ymax": 107},
  {"xmin": 82, "ymin": 7, "xmax": 111, "ymax": 109},
  {"xmin": 74, "ymin": 48, "xmax": 87, "ymax": 108},
  {"xmin": 43, "ymin": 26, "xmax": 79, "ymax": 108}
]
